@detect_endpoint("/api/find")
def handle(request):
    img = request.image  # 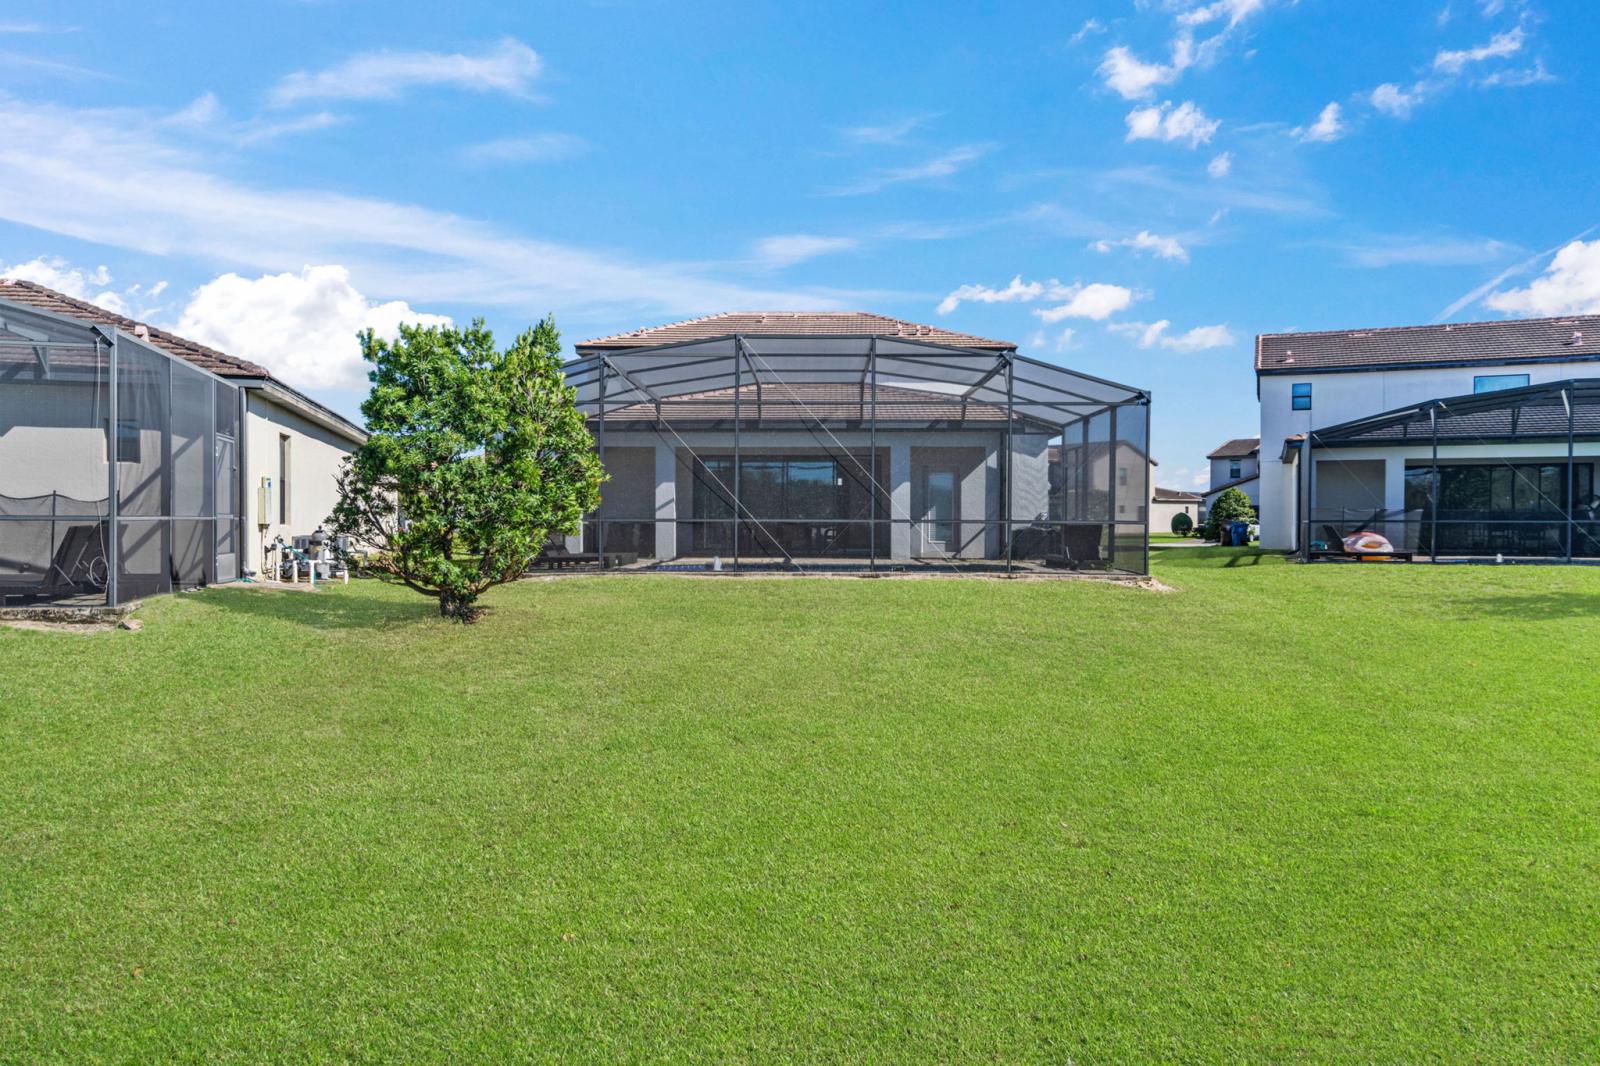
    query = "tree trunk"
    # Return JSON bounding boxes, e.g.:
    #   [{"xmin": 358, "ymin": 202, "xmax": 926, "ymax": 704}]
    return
[{"xmin": 438, "ymin": 591, "xmax": 483, "ymax": 623}]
